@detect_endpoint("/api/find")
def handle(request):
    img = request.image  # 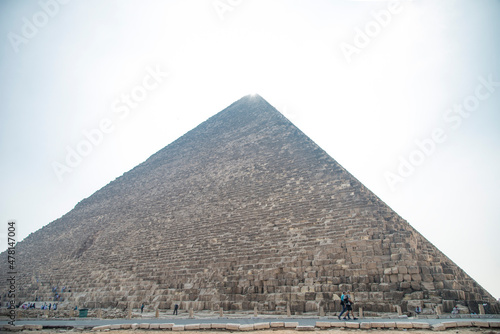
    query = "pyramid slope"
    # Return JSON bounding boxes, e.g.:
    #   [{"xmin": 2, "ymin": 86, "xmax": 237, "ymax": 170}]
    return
[{"xmin": 1, "ymin": 95, "xmax": 497, "ymax": 314}]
